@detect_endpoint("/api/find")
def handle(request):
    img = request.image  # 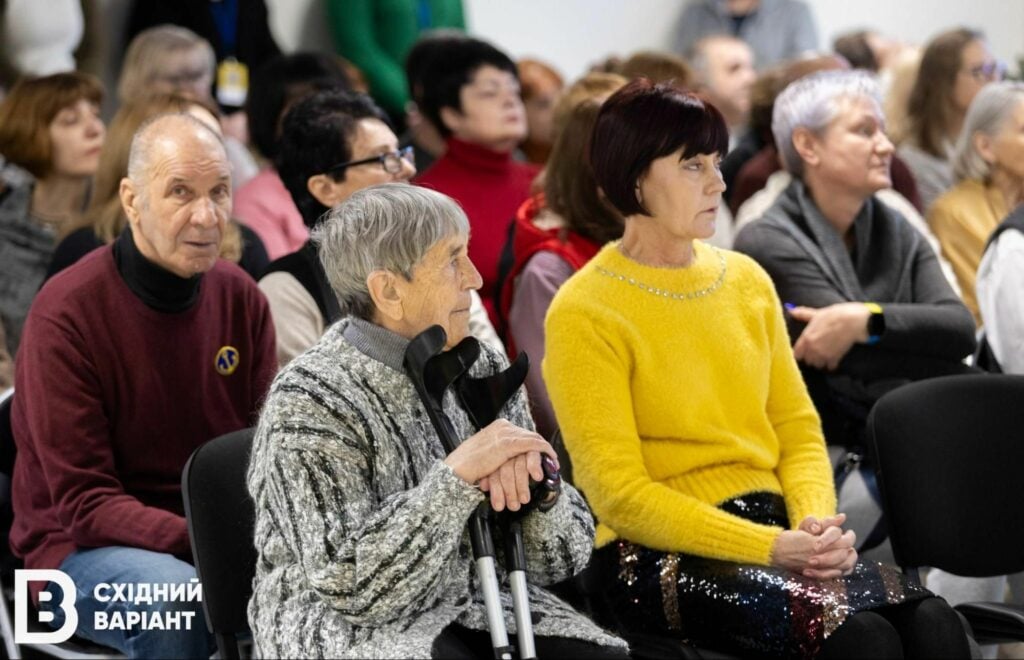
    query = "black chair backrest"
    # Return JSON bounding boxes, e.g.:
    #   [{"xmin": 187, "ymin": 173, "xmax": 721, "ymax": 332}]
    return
[
  {"xmin": 868, "ymin": 374, "xmax": 1024, "ymax": 576},
  {"xmin": 181, "ymin": 427, "xmax": 256, "ymax": 652}
]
